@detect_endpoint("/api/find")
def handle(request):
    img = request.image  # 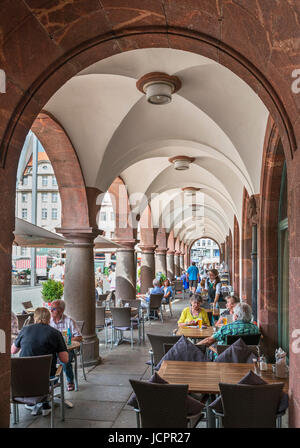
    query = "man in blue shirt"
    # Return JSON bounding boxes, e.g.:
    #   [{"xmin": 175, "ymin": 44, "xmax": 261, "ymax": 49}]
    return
[{"xmin": 187, "ymin": 262, "xmax": 199, "ymax": 294}]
